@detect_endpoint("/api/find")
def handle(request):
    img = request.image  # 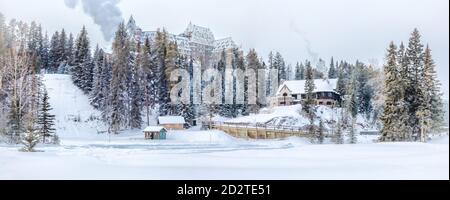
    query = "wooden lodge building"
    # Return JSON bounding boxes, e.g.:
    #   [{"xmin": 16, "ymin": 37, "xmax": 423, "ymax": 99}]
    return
[
  {"xmin": 158, "ymin": 116, "xmax": 186, "ymax": 130},
  {"xmin": 270, "ymin": 78, "xmax": 341, "ymax": 107}
]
